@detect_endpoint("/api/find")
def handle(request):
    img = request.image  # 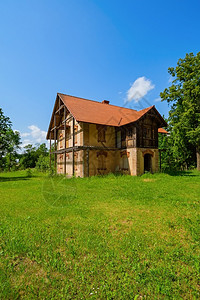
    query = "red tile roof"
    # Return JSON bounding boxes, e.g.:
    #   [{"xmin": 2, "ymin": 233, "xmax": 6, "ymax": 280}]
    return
[
  {"xmin": 158, "ymin": 128, "xmax": 168, "ymax": 134},
  {"xmin": 59, "ymin": 93, "xmax": 157, "ymax": 126},
  {"xmin": 47, "ymin": 93, "xmax": 168, "ymax": 139}
]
